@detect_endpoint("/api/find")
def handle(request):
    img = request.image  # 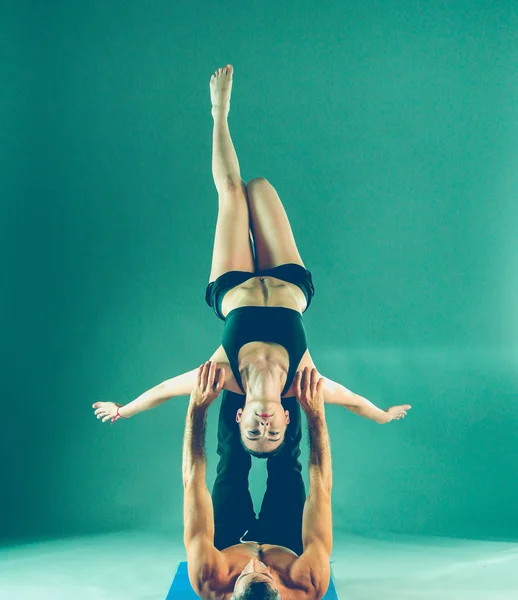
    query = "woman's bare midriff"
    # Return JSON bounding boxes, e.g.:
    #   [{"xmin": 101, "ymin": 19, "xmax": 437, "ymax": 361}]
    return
[
  {"xmin": 221, "ymin": 276, "xmax": 307, "ymax": 318},
  {"xmin": 218, "ymin": 542, "xmax": 315, "ymax": 600}
]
